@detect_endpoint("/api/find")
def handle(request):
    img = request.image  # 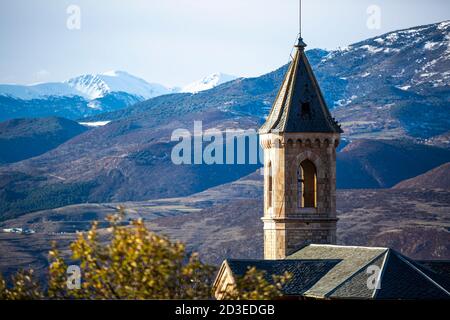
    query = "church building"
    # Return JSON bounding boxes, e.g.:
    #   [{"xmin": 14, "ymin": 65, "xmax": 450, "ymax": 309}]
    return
[{"xmin": 212, "ymin": 36, "xmax": 450, "ymax": 300}]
